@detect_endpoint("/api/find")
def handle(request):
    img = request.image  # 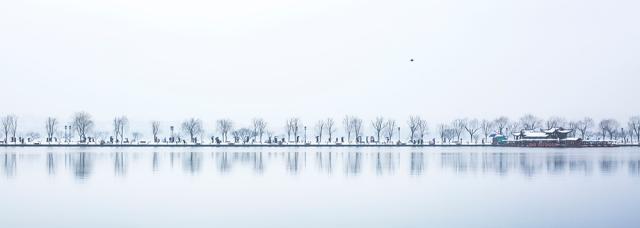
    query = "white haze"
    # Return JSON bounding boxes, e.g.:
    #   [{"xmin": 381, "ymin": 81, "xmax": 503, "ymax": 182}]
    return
[{"xmin": 1, "ymin": 0, "xmax": 639, "ymax": 136}]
